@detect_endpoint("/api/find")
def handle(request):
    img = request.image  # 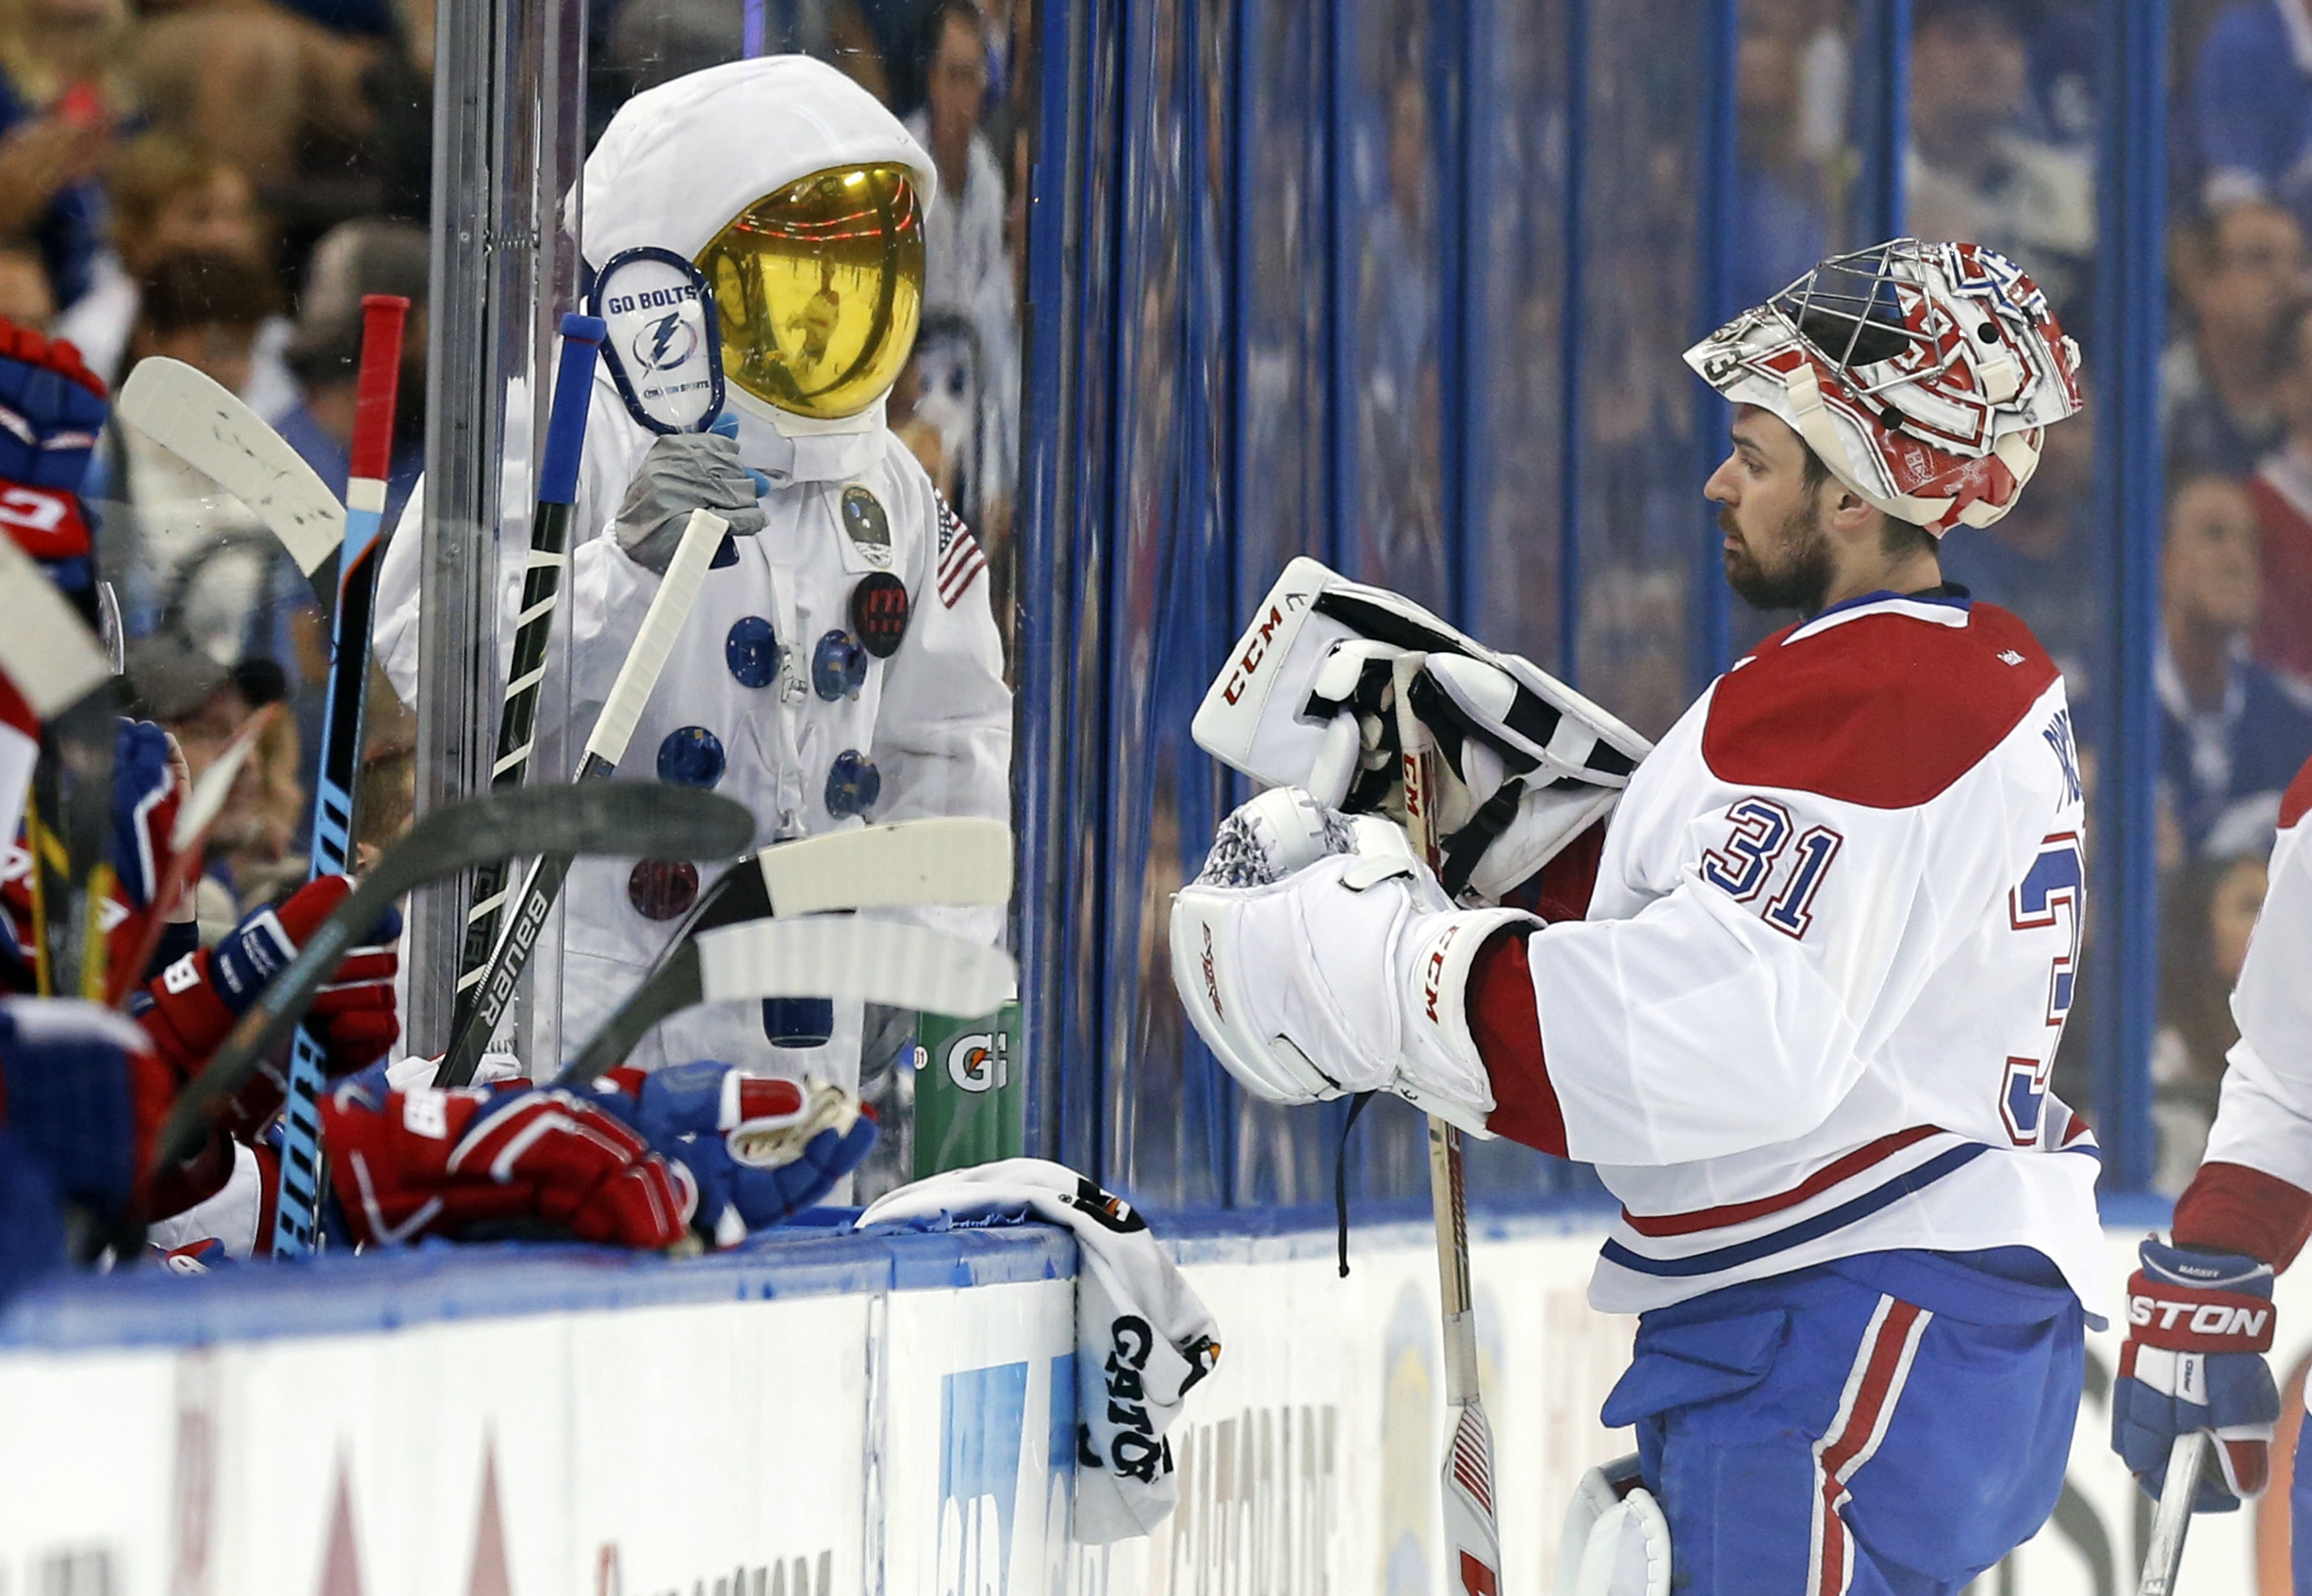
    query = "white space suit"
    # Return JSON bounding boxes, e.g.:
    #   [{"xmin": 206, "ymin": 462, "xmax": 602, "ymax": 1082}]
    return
[{"xmin": 378, "ymin": 56, "xmax": 1012, "ymax": 1087}]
